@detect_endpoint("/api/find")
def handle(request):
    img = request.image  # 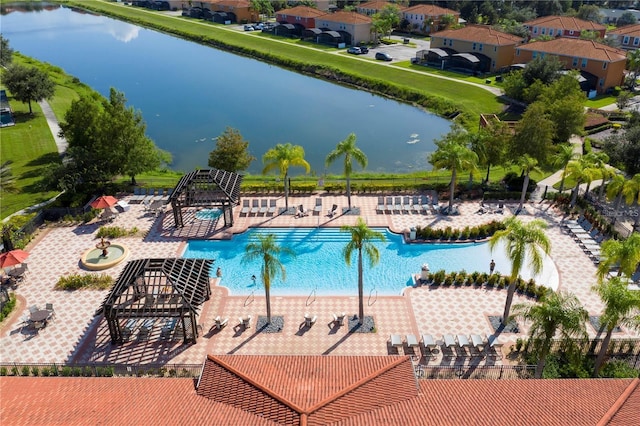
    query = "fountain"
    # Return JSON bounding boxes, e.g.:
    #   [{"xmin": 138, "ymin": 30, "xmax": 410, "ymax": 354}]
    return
[{"xmin": 80, "ymin": 238, "xmax": 129, "ymax": 271}]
